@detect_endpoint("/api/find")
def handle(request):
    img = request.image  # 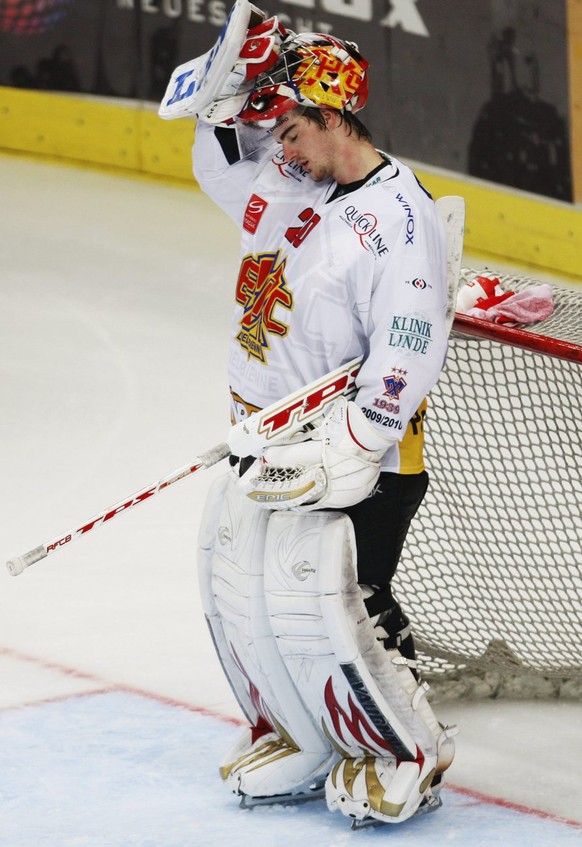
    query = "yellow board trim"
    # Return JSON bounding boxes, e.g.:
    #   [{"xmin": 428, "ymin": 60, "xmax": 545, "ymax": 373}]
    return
[
  {"xmin": 567, "ymin": 0, "xmax": 582, "ymax": 202},
  {"xmin": 0, "ymin": 87, "xmax": 195, "ymax": 181},
  {"xmin": 412, "ymin": 164, "xmax": 582, "ymax": 283},
  {"xmin": 1, "ymin": 86, "xmax": 580, "ymax": 282}
]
